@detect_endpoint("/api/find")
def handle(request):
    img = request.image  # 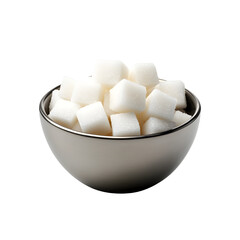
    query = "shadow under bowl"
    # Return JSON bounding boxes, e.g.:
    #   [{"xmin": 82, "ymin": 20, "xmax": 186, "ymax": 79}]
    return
[{"xmin": 39, "ymin": 86, "xmax": 201, "ymax": 193}]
